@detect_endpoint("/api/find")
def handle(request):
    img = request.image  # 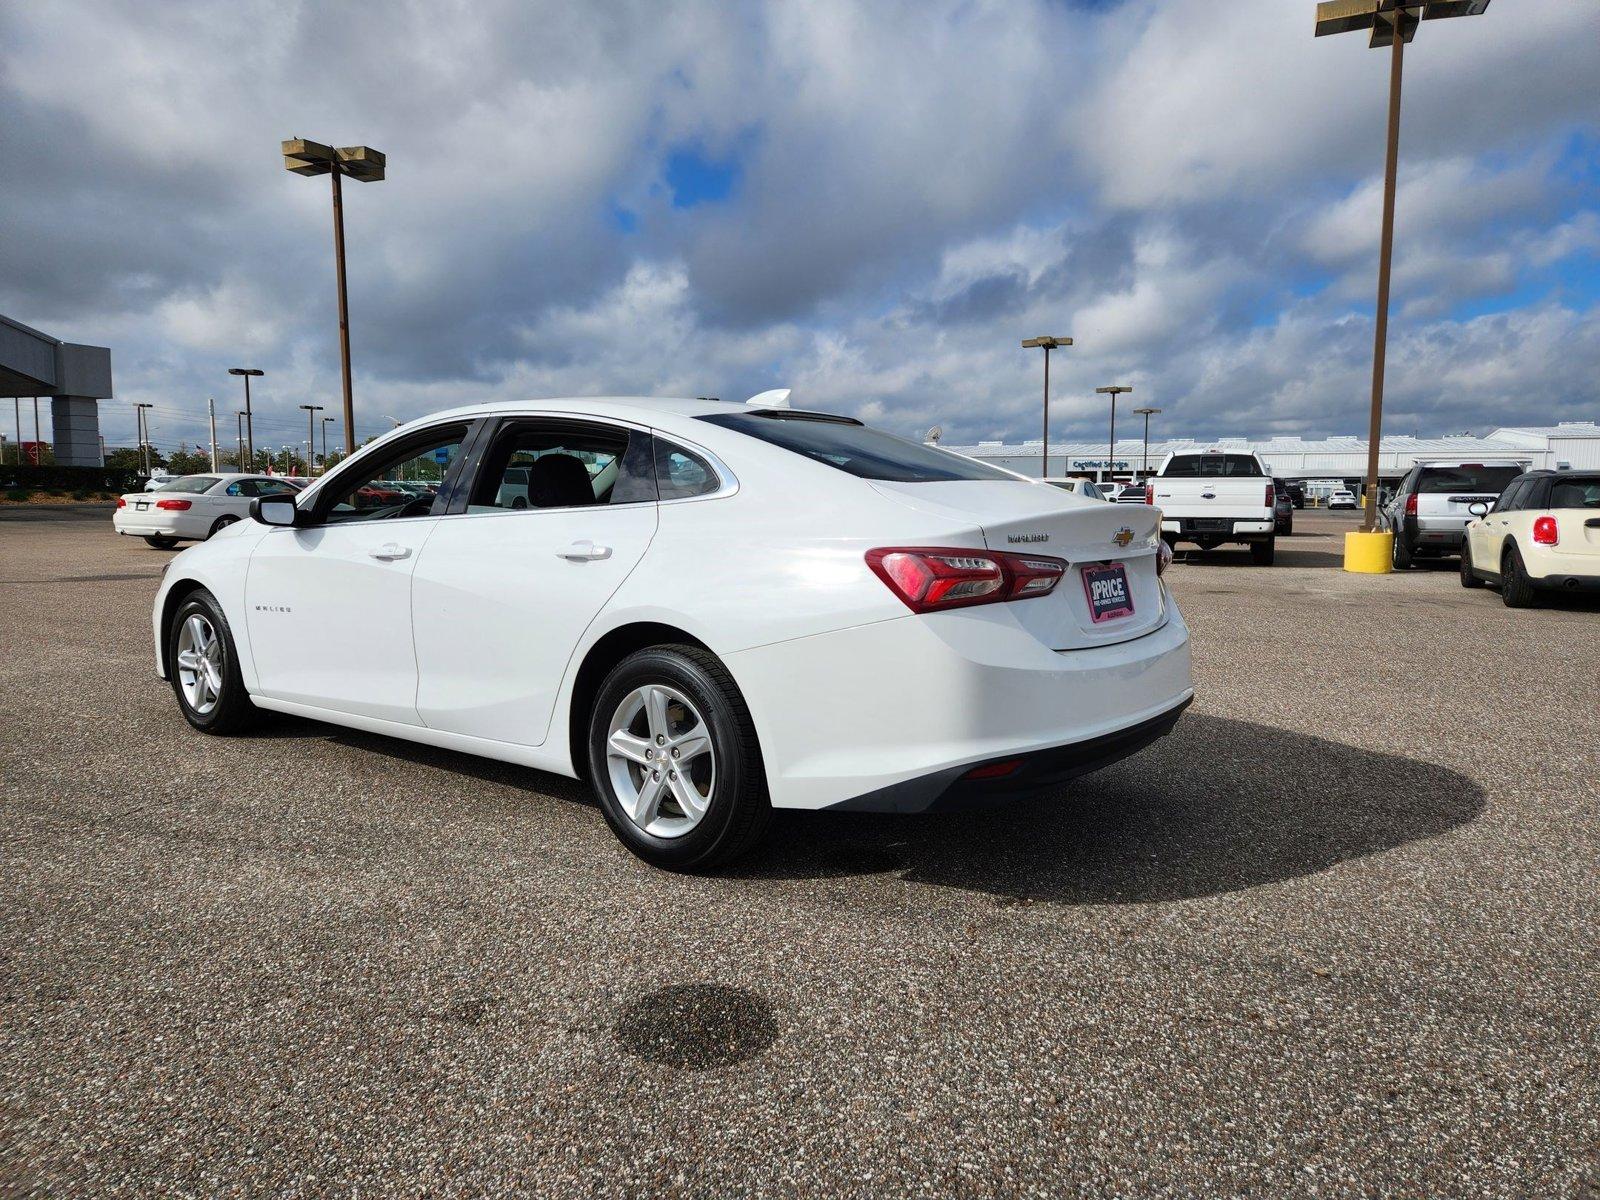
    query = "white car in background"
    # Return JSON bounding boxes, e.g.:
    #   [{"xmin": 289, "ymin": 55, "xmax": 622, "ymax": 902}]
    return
[
  {"xmin": 1461, "ymin": 470, "xmax": 1600, "ymax": 606},
  {"xmin": 149, "ymin": 395, "xmax": 1192, "ymax": 870},
  {"xmin": 1045, "ymin": 477, "xmax": 1112, "ymax": 501},
  {"xmin": 1327, "ymin": 489, "xmax": 1358, "ymax": 509},
  {"xmin": 115, "ymin": 474, "xmax": 301, "ymax": 549}
]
